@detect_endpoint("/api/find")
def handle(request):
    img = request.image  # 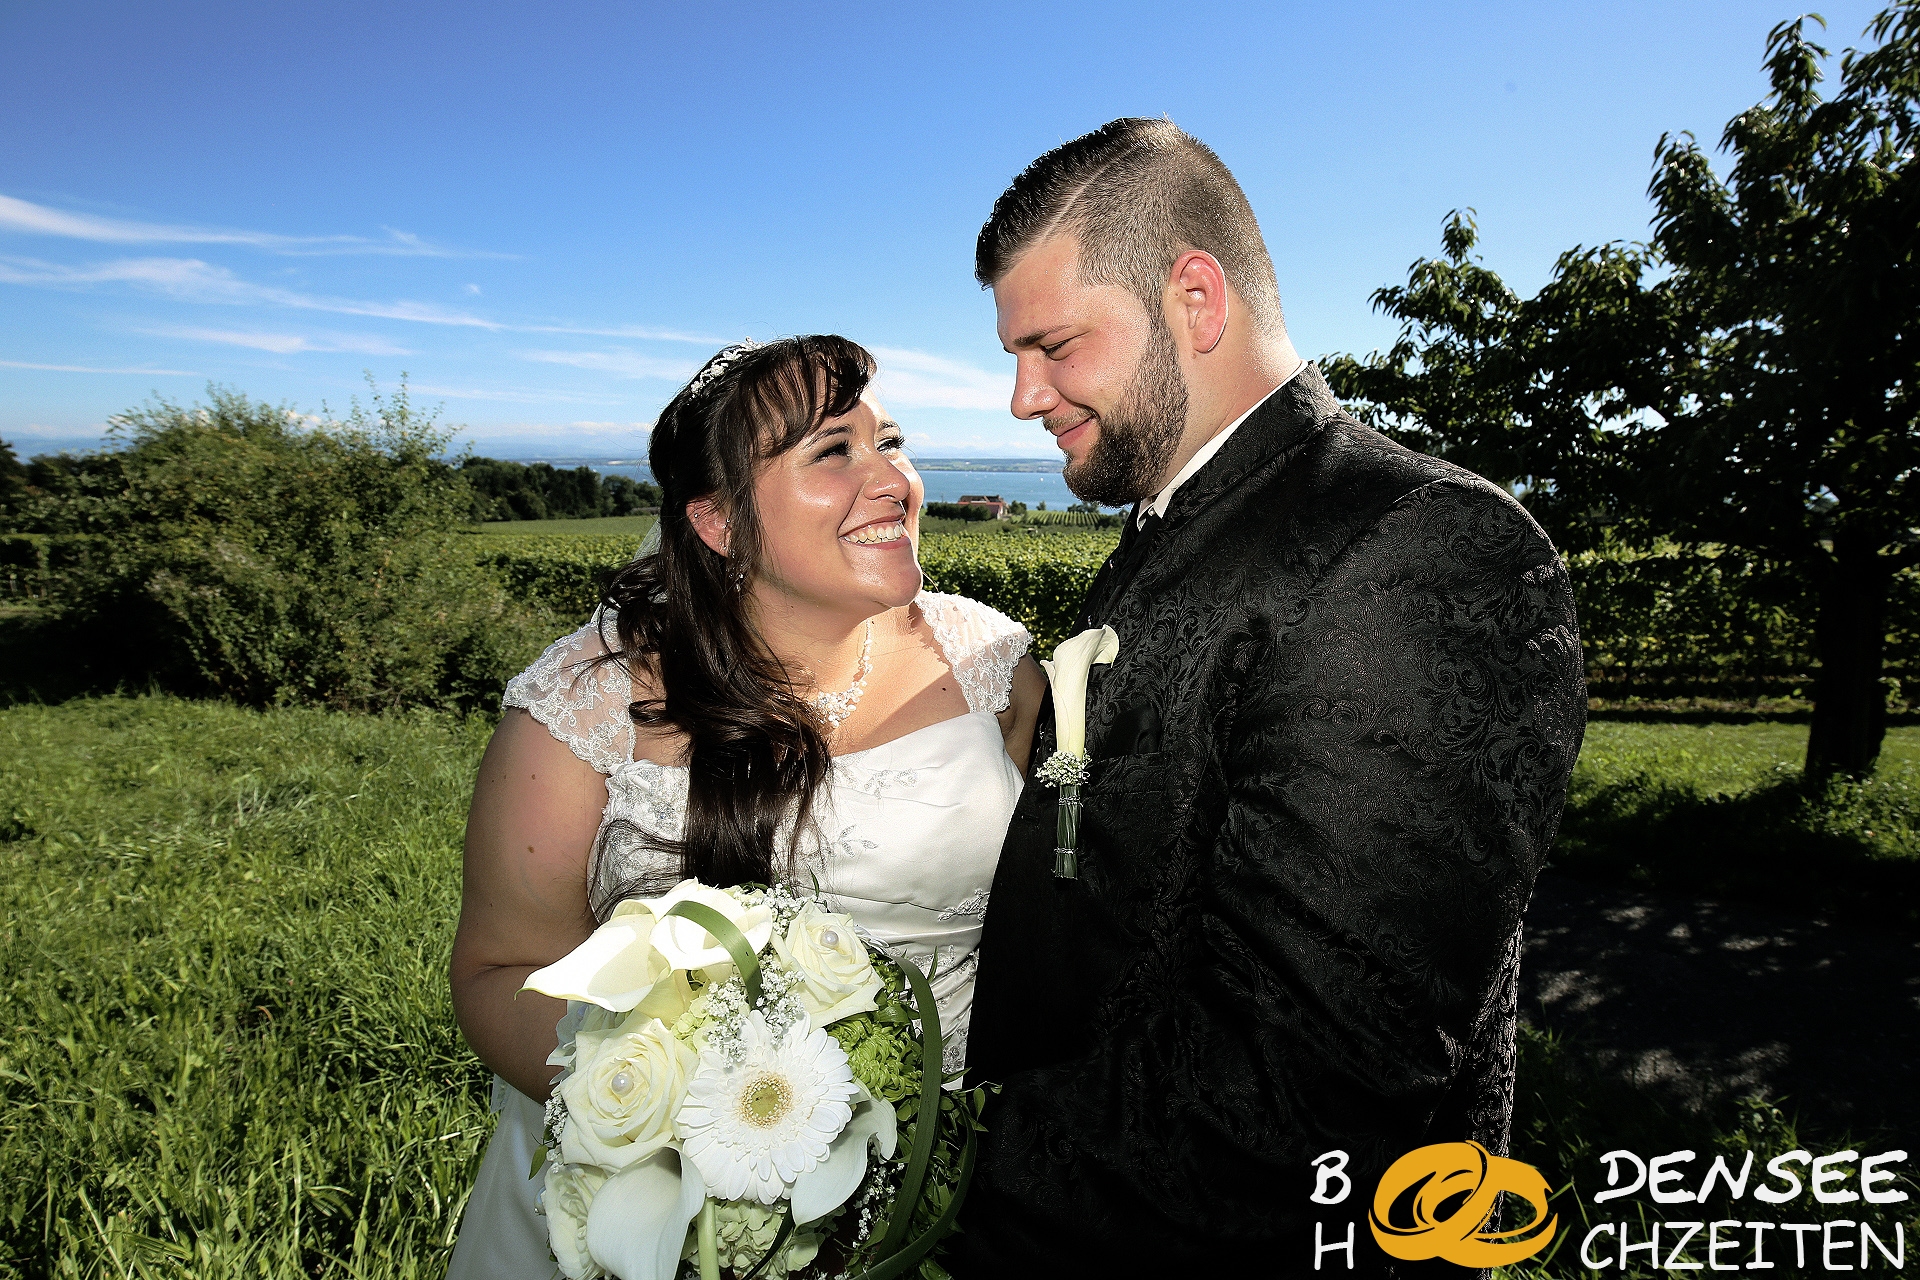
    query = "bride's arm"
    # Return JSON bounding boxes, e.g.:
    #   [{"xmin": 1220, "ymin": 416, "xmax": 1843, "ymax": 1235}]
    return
[
  {"xmin": 997, "ymin": 654, "xmax": 1047, "ymax": 775},
  {"xmin": 449, "ymin": 709, "xmax": 604, "ymax": 1101}
]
